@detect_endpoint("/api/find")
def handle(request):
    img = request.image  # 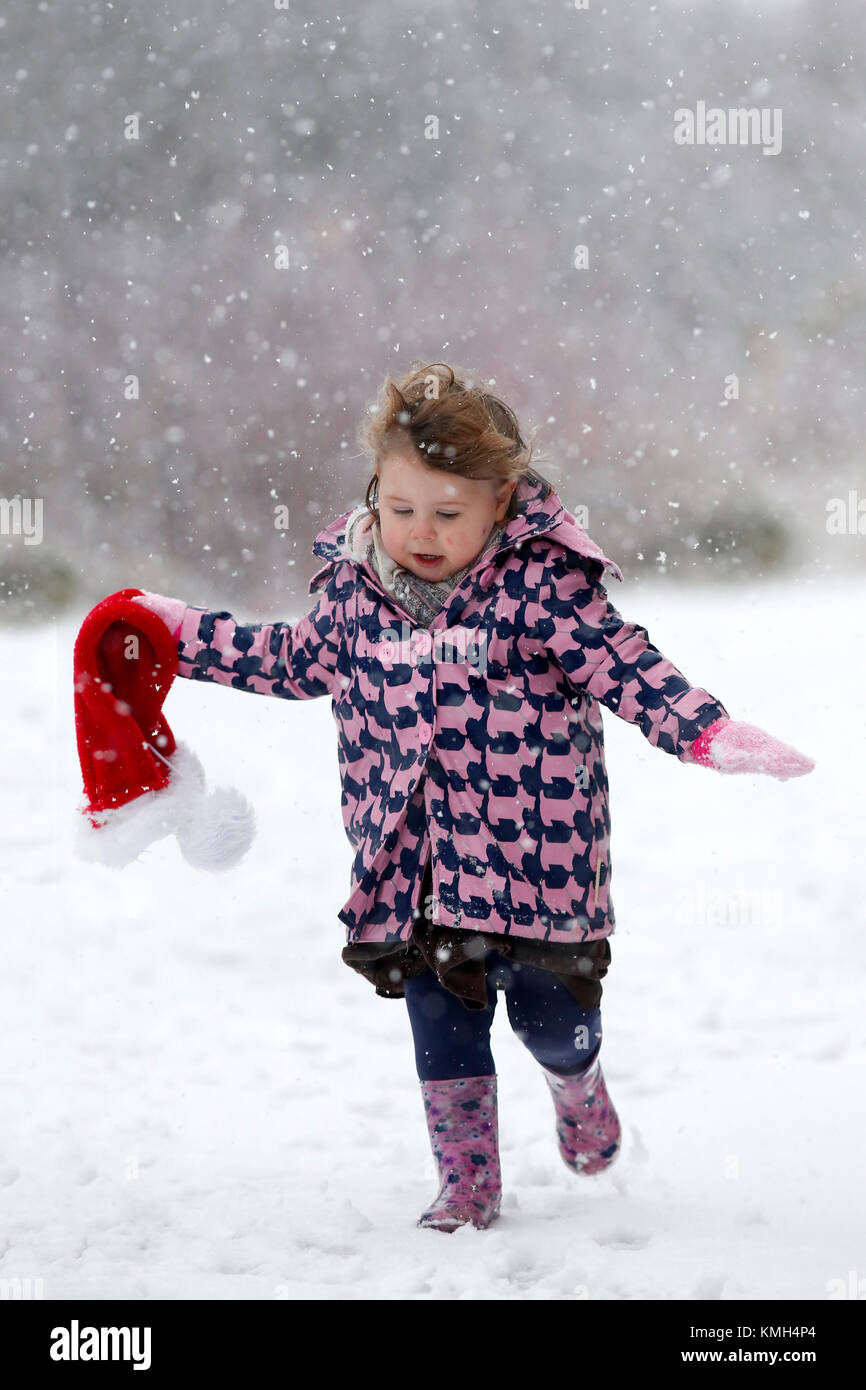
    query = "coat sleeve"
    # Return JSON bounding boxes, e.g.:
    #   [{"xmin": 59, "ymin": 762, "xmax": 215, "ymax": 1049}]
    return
[
  {"xmin": 535, "ymin": 555, "xmax": 729, "ymax": 758},
  {"xmin": 174, "ymin": 565, "xmax": 344, "ymax": 700}
]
